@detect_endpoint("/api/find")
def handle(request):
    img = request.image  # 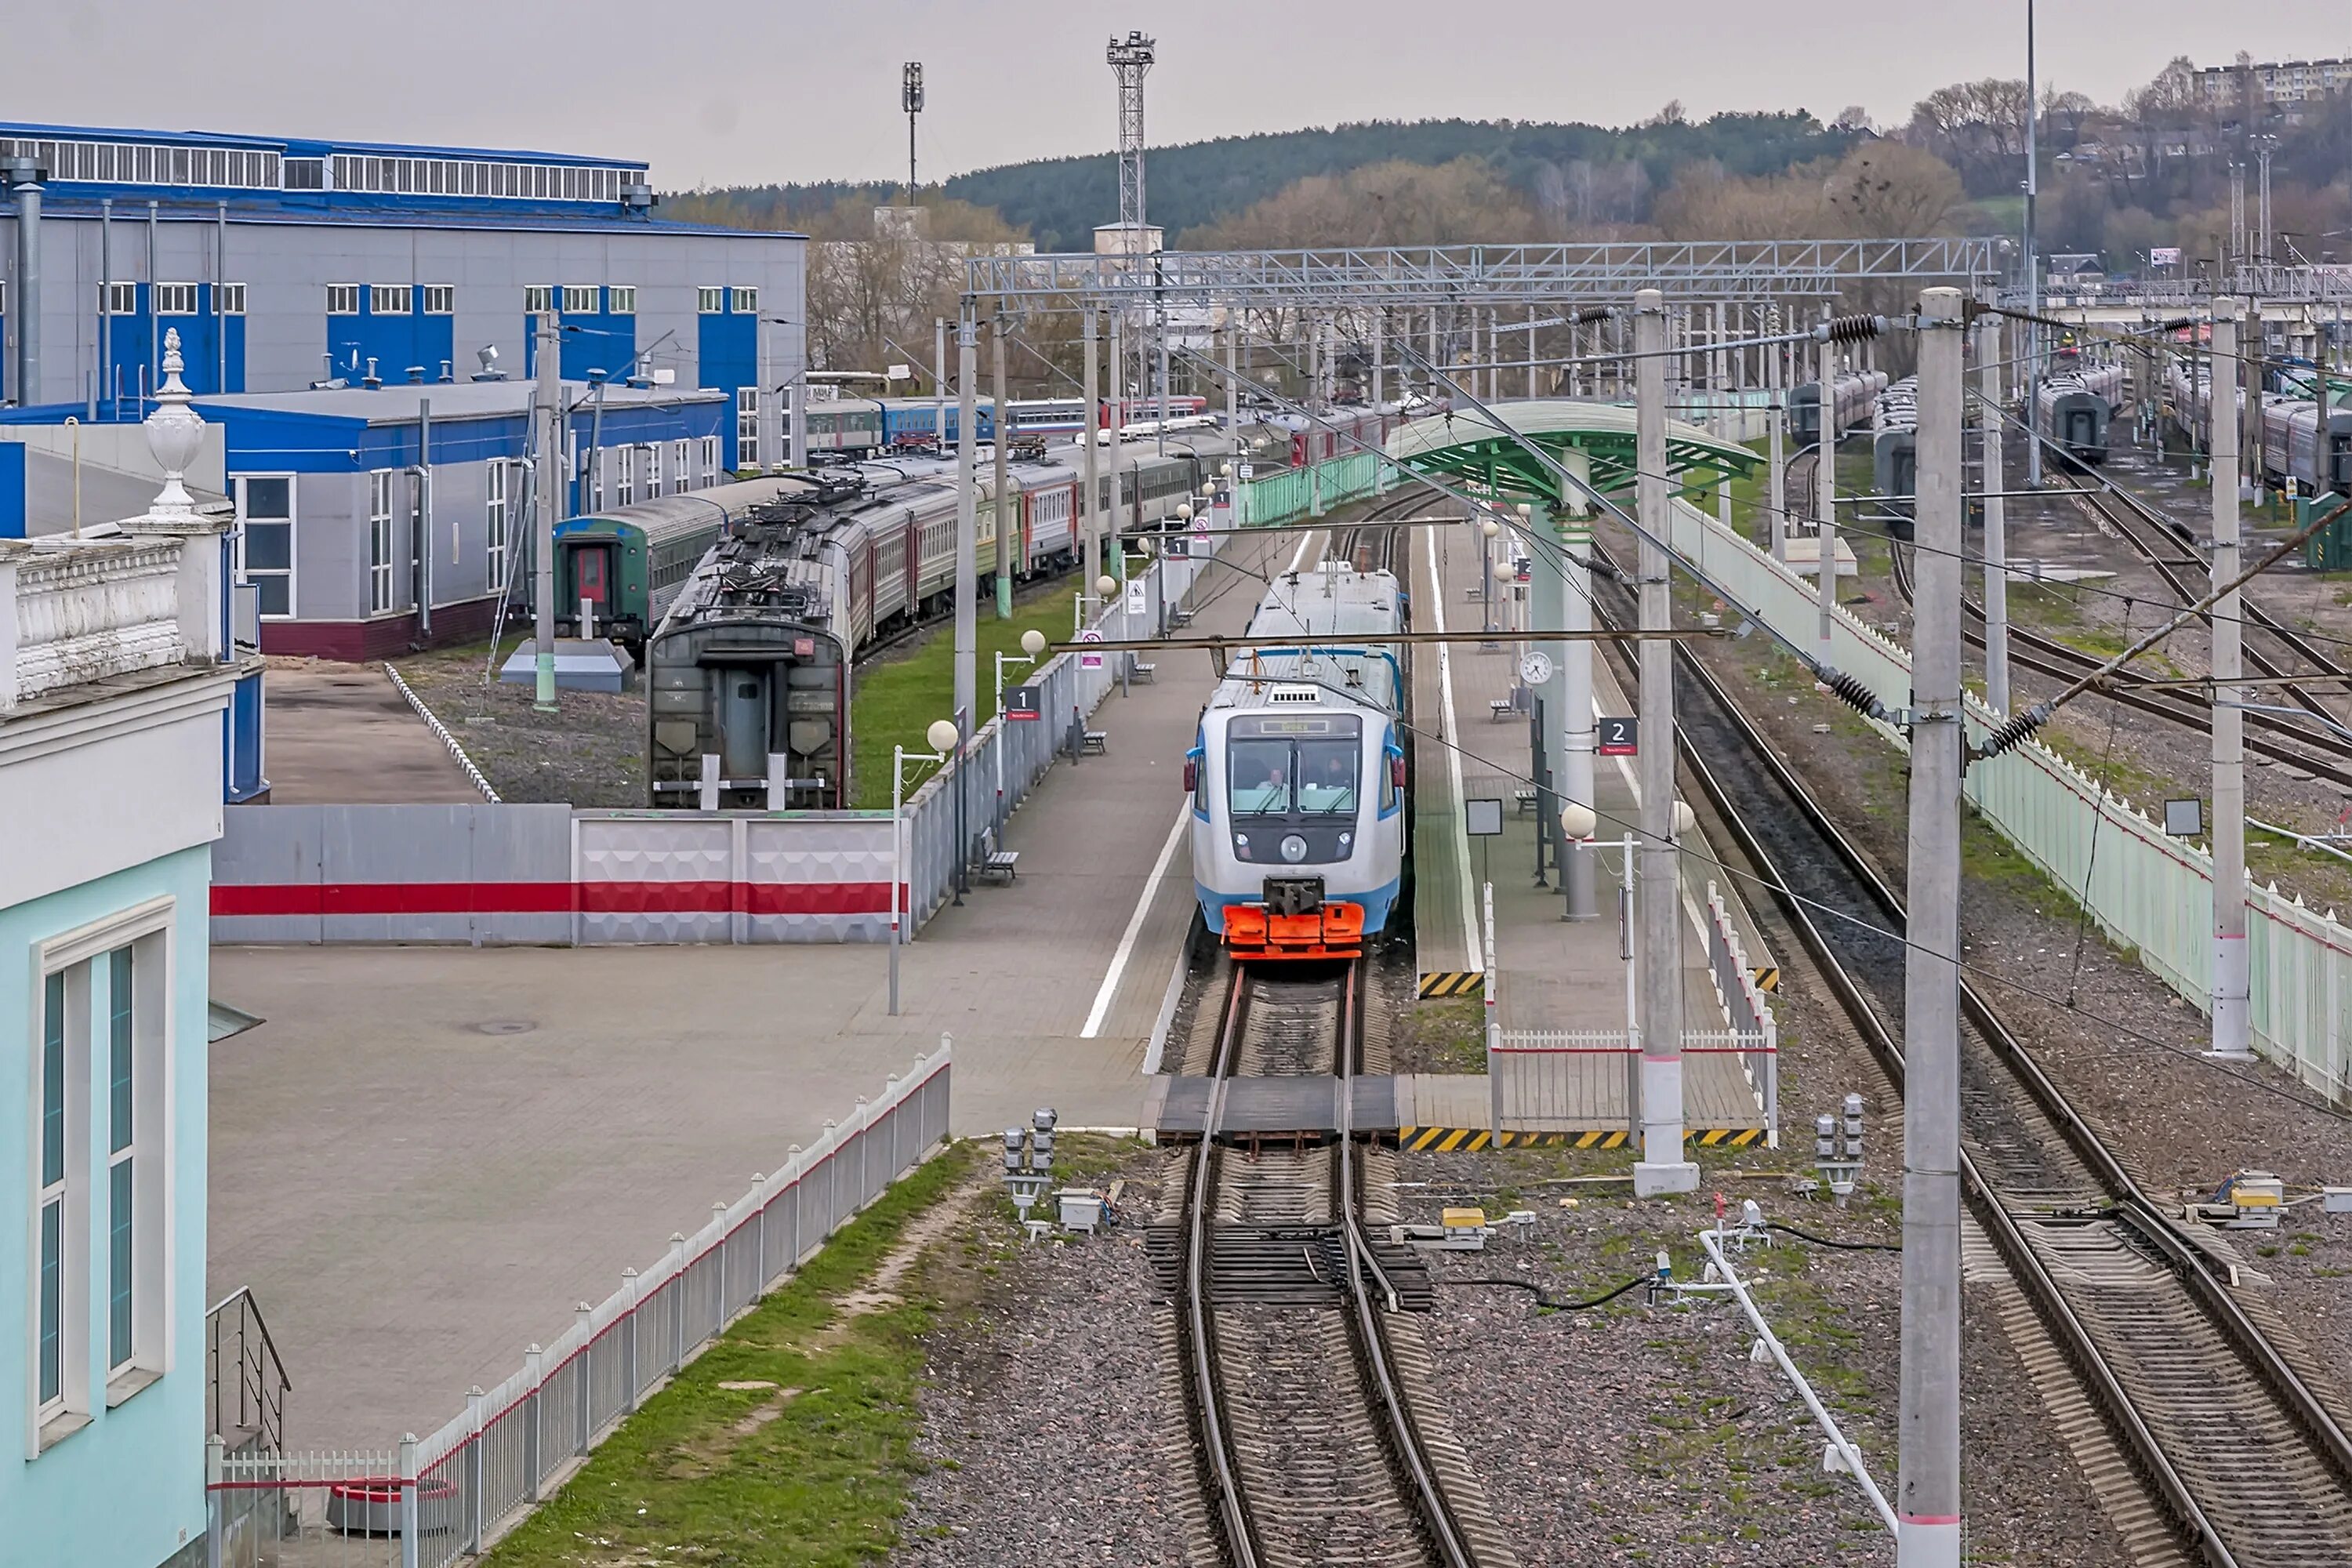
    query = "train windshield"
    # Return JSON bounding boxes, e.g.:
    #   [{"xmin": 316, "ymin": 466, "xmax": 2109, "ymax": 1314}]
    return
[
  {"xmin": 1228, "ymin": 739, "xmax": 1292, "ymax": 814},
  {"xmin": 1295, "ymin": 740, "xmax": 1359, "ymax": 813},
  {"xmin": 1226, "ymin": 736, "xmax": 1359, "ymax": 815}
]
